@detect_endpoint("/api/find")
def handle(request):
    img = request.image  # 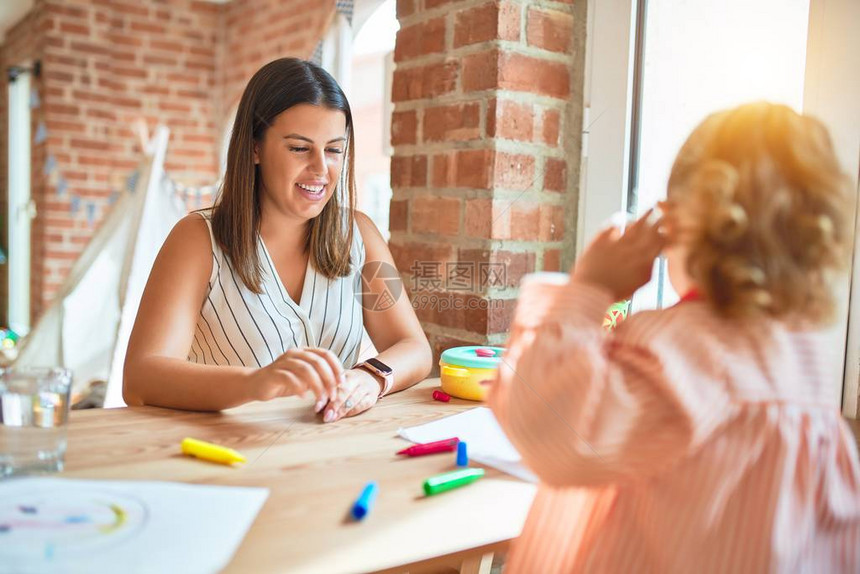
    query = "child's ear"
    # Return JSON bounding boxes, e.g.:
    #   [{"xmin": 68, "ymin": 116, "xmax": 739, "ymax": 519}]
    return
[{"xmin": 253, "ymin": 141, "xmax": 260, "ymax": 165}]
